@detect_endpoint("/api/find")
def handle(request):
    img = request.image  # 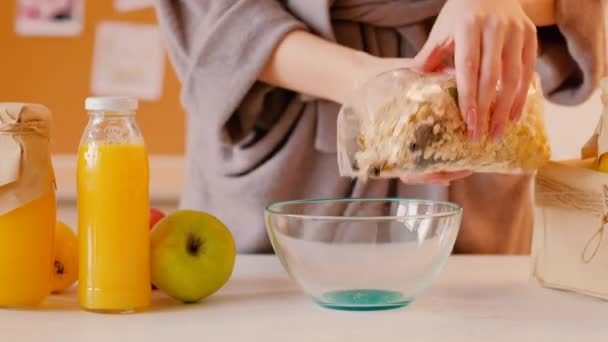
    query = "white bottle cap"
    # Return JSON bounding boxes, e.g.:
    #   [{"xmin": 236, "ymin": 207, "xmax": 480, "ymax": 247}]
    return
[{"xmin": 85, "ymin": 97, "xmax": 138, "ymax": 112}]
